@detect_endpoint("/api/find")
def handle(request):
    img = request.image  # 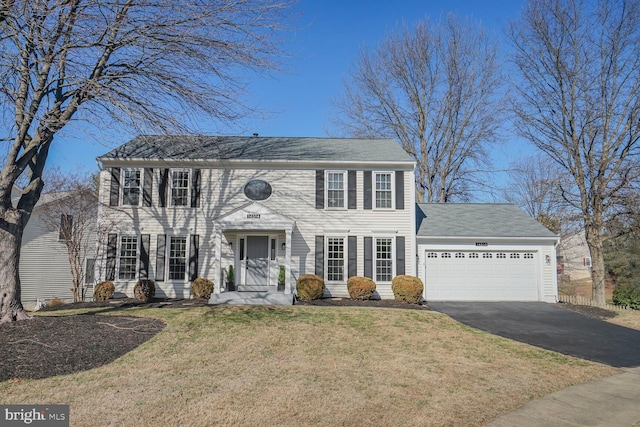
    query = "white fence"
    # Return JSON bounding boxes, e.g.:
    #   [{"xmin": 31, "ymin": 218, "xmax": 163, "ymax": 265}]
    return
[{"xmin": 558, "ymin": 294, "xmax": 630, "ymax": 311}]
